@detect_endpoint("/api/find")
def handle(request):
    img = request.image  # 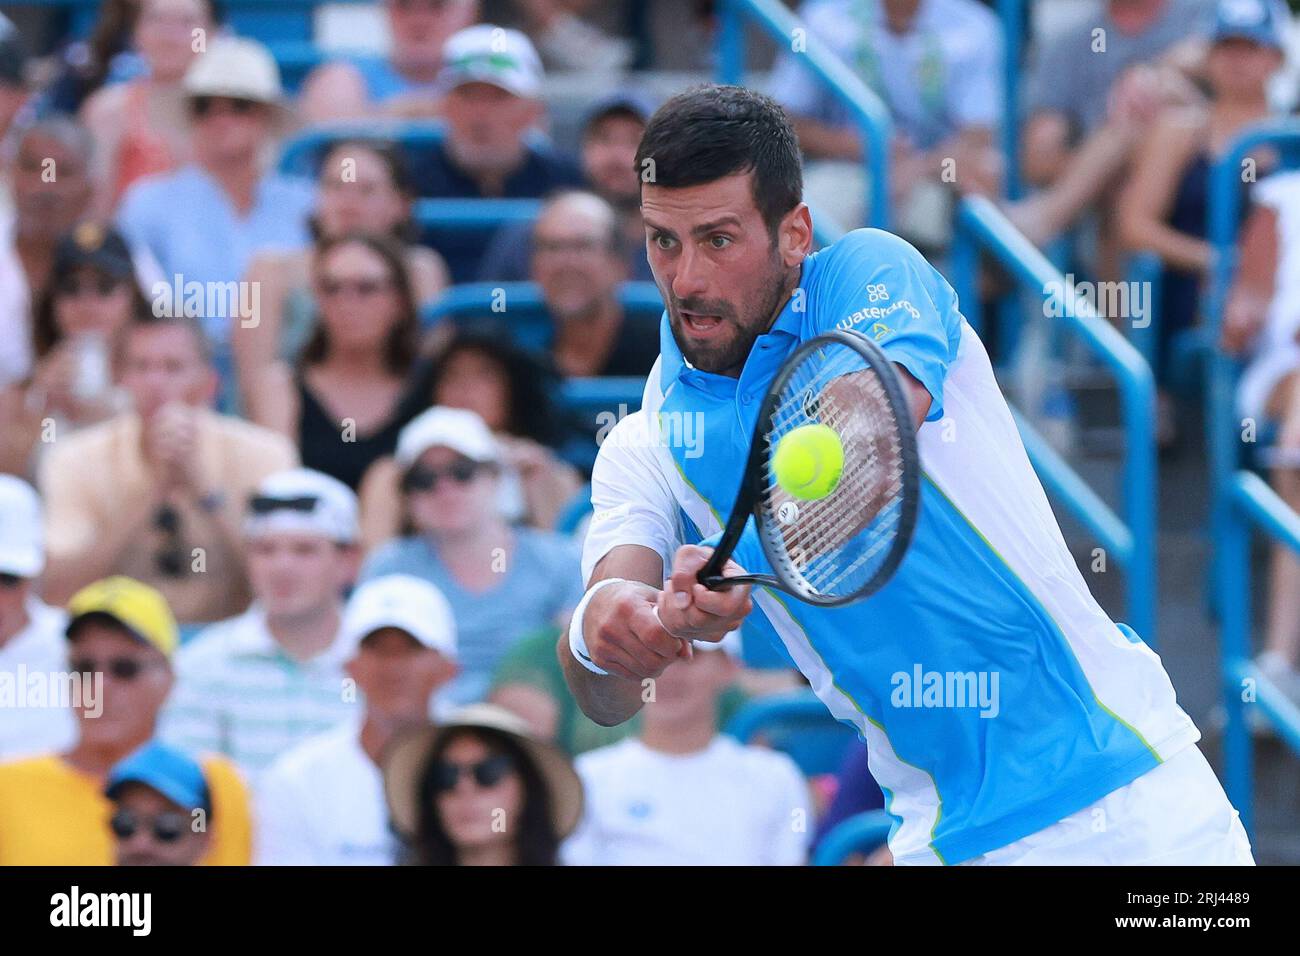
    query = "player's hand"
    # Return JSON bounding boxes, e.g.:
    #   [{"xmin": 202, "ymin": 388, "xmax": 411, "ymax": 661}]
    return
[
  {"xmin": 657, "ymin": 544, "xmax": 753, "ymax": 643},
  {"xmin": 583, "ymin": 579, "xmax": 690, "ymax": 681}
]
